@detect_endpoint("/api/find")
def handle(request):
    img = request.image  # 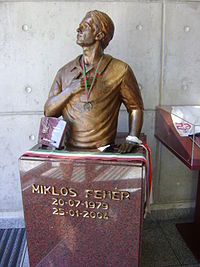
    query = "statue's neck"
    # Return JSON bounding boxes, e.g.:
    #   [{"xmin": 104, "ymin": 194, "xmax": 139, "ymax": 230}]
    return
[{"xmin": 82, "ymin": 43, "xmax": 103, "ymax": 67}]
